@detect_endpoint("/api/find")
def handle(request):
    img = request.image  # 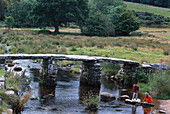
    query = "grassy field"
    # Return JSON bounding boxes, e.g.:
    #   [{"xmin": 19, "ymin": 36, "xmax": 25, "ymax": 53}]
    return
[
  {"xmin": 124, "ymin": 1, "xmax": 170, "ymax": 17},
  {"xmin": 0, "ymin": 68, "xmax": 5, "ymax": 77},
  {"xmin": 0, "ymin": 27, "xmax": 169, "ymax": 65}
]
